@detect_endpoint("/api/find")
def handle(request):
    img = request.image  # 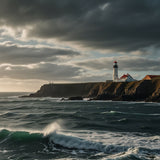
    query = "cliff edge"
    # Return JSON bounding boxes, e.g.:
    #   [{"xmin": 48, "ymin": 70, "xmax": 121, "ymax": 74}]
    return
[
  {"xmin": 26, "ymin": 79, "xmax": 160, "ymax": 102},
  {"xmin": 28, "ymin": 82, "xmax": 101, "ymax": 98},
  {"xmin": 89, "ymin": 79, "xmax": 160, "ymax": 102}
]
